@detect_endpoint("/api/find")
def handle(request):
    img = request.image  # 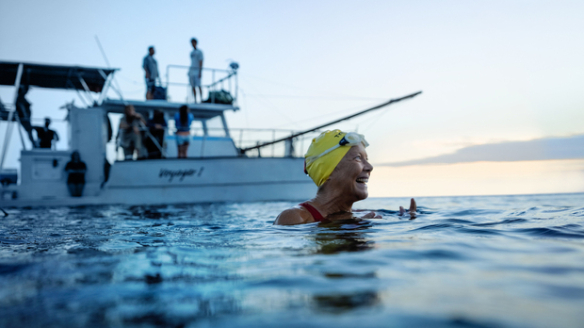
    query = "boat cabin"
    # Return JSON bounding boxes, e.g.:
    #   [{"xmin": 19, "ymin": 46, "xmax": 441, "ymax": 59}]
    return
[{"xmin": 100, "ymin": 99, "xmax": 239, "ymax": 159}]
